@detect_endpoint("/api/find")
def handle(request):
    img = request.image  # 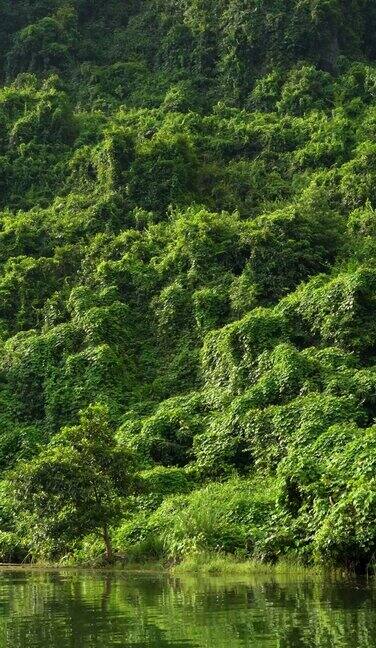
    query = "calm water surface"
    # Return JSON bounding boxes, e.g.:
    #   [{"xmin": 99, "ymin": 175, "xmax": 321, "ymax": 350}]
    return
[{"xmin": 0, "ymin": 569, "xmax": 374, "ymax": 647}]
